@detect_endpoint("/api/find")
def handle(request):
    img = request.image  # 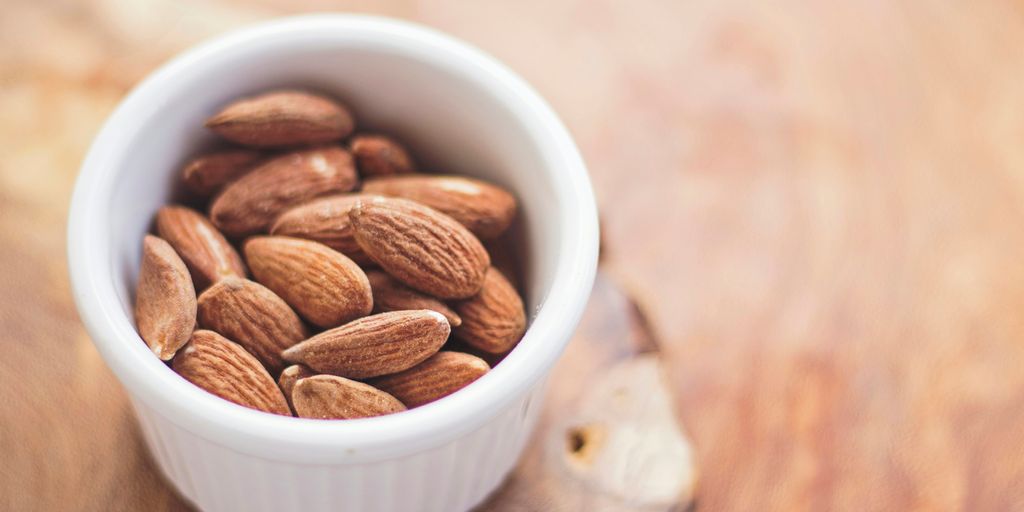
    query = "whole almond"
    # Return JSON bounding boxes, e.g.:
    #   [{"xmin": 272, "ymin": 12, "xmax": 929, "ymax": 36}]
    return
[
  {"xmin": 135, "ymin": 235, "xmax": 196, "ymax": 361},
  {"xmin": 278, "ymin": 364, "xmax": 315, "ymax": 413},
  {"xmin": 282, "ymin": 310, "xmax": 450, "ymax": 379},
  {"xmin": 172, "ymin": 330, "xmax": 291, "ymax": 416},
  {"xmin": 244, "ymin": 236, "xmax": 372, "ymax": 328},
  {"xmin": 205, "ymin": 90, "xmax": 355, "ymax": 148},
  {"xmin": 197, "ymin": 277, "xmax": 307, "ymax": 374},
  {"xmin": 292, "ymin": 375, "xmax": 405, "ymax": 420},
  {"xmin": 453, "ymin": 267, "xmax": 526, "ymax": 353},
  {"xmin": 350, "ymin": 134, "xmax": 416, "ymax": 177},
  {"xmin": 369, "ymin": 351, "xmax": 489, "ymax": 408},
  {"xmin": 210, "ymin": 146, "xmax": 358, "ymax": 237},
  {"xmin": 156, "ymin": 206, "xmax": 246, "ymax": 290},
  {"xmin": 181, "ymin": 149, "xmax": 263, "ymax": 199},
  {"xmin": 349, "ymin": 197, "xmax": 489, "ymax": 299},
  {"xmin": 270, "ymin": 194, "xmax": 377, "ymax": 265},
  {"xmin": 362, "ymin": 175, "xmax": 516, "ymax": 239},
  {"xmin": 366, "ymin": 270, "xmax": 461, "ymax": 327}
]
